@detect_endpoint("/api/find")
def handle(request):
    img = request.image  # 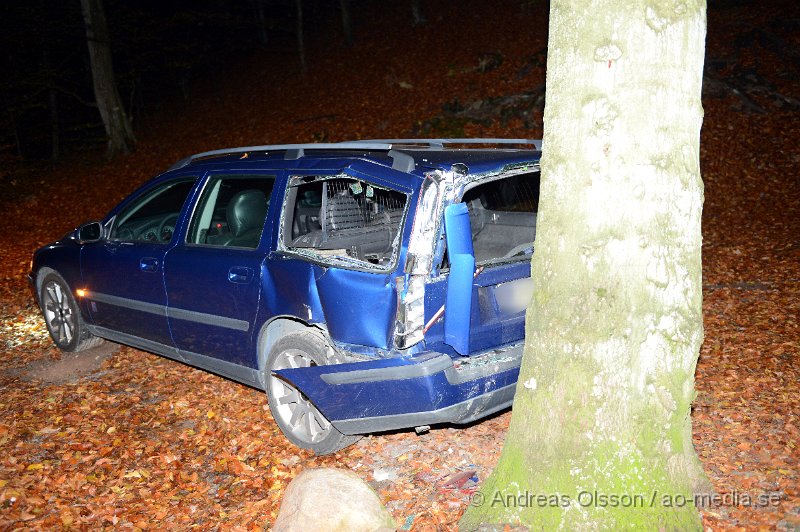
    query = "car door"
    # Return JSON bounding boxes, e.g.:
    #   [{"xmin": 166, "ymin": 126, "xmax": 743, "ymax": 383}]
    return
[
  {"xmin": 163, "ymin": 172, "xmax": 276, "ymax": 367},
  {"xmin": 81, "ymin": 177, "xmax": 198, "ymax": 347}
]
